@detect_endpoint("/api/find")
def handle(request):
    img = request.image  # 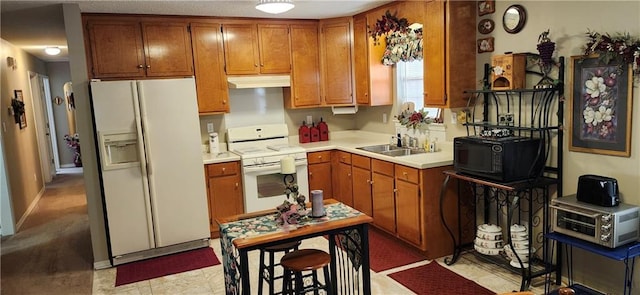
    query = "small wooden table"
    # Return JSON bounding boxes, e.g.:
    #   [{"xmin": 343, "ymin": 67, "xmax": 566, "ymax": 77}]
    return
[{"xmin": 217, "ymin": 199, "xmax": 374, "ymax": 295}]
